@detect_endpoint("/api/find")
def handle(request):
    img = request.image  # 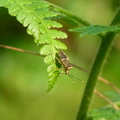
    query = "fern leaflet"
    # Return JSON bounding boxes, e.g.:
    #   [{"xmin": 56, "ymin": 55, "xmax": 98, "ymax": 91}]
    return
[
  {"xmin": 104, "ymin": 91, "xmax": 120, "ymax": 103},
  {"xmin": 88, "ymin": 107, "xmax": 120, "ymax": 120},
  {"xmin": 0, "ymin": 0, "xmax": 68, "ymax": 92},
  {"xmin": 69, "ymin": 25, "xmax": 120, "ymax": 37}
]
